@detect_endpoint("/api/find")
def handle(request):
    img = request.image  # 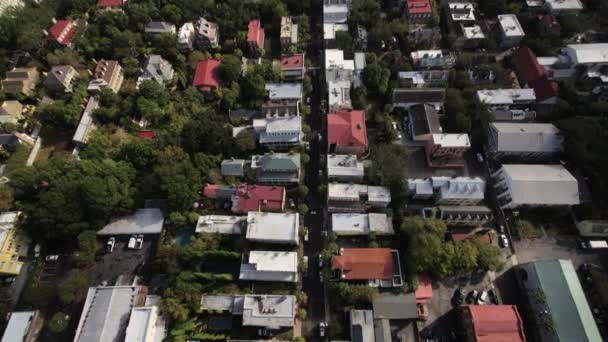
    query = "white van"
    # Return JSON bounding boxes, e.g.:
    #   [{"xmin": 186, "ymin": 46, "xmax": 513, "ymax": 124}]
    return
[{"xmin": 127, "ymin": 235, "xmax": 137, "ymax": 249}]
